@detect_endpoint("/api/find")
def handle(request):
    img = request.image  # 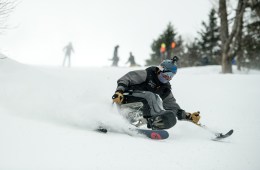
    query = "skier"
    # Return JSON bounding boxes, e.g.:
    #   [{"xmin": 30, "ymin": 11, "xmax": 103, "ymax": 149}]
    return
[
  {"xmin": 110, "ymin": 45, "xmax": 120, "ymax": 67},
  {"xmin": 125, "ymin": 52, "xmax": 136, "ymax": 67},
  {"xmin": 112, "ymin": 56, "xmax": 200, "ymax": 130},
  {"xmin": 63, "ymin": 42, "xmax": 74, "ymax": 67}
]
